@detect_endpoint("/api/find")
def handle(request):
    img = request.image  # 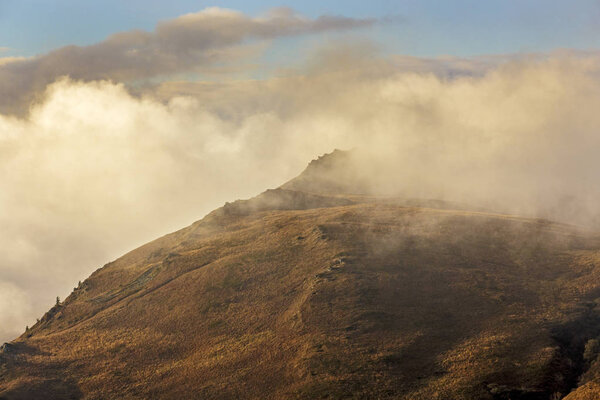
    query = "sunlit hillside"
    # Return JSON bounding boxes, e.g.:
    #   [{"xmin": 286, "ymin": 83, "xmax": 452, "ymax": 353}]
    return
[{"xmin": 2, "ymin": 151, "xmax": 600, "ymax": 399}]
